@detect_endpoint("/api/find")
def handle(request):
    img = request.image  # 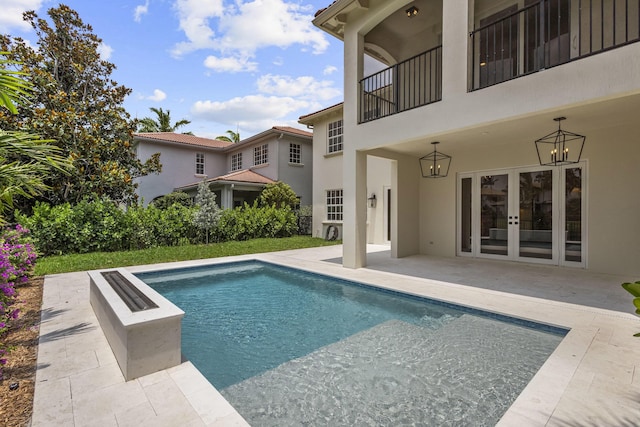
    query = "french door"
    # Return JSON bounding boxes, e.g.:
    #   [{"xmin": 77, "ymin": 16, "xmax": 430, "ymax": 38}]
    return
[{"xmin": 458, "ymin": 164, "xmax": 585, "ymax": 267}]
